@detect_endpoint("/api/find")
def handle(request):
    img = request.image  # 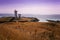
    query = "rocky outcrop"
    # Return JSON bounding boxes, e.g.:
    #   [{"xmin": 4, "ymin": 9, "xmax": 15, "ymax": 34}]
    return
[{"xmin": 0, "ymin": 17, "xmax": 39, "ymax": 23}]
